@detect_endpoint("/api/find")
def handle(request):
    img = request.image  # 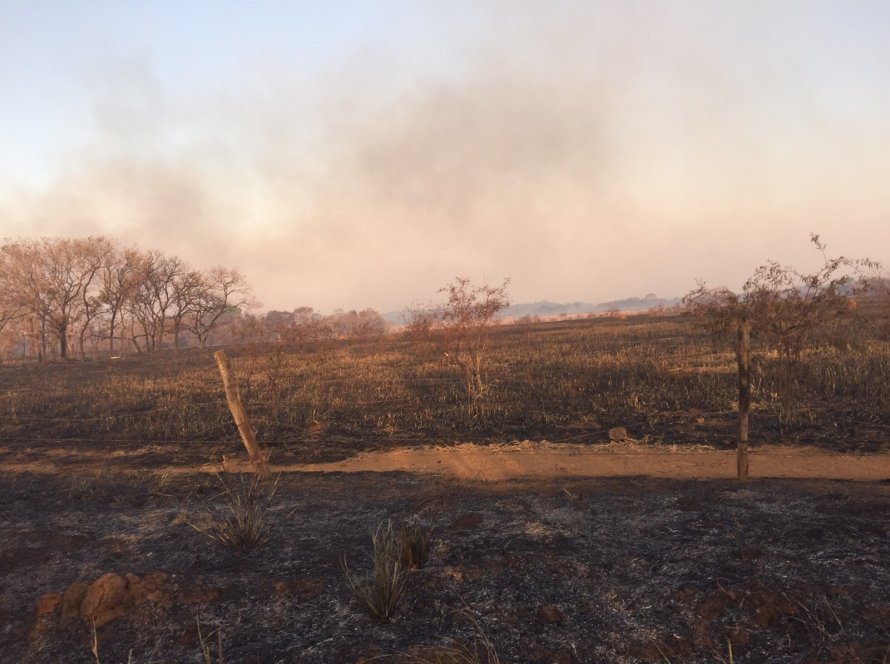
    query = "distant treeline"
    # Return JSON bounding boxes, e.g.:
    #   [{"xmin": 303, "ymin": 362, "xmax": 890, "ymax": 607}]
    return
[
  {"xmin": 229, "ymin": 307, "xmax": 389, "ymax": 345},
  {"xmin": 0, "ymin": 237, "xmax": 258, "ymax": 360},
  {"xmin": 0, "ymin": 237, "xmax": 393, "ymax": 361}
]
